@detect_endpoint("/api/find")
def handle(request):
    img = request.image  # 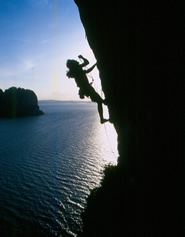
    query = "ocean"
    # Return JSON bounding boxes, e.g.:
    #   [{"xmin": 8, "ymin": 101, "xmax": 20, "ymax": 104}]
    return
[{"xmin": 0, "ymin": 101, "xmax": 118, "ymax": 236}]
